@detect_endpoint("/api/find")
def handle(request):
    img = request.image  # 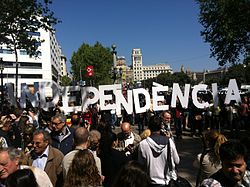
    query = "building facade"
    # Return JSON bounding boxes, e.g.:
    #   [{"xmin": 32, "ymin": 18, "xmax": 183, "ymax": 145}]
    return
[
  {"xmin": 0, "ymin": 28, "xmax": 65, "ymax": 97},
  {"xmin": 132, "ymin": 48, "xmax": 144, "ymax": 82},
  {"xmin": 143, "ymin": 64, "xmax": 173, "ymax": 80},
  {"xmin": 131, "ymin": 48, "xmax": 173, "ymax": 82}
]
